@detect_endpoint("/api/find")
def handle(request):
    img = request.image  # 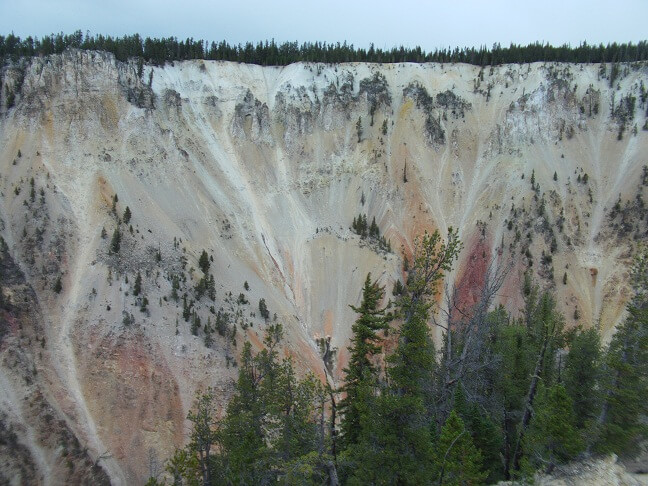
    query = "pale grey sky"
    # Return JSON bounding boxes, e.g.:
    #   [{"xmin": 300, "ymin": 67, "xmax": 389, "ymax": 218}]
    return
[{"xmin": 1, "ymin": 0, "xmax": 646, "ymax": 50}]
